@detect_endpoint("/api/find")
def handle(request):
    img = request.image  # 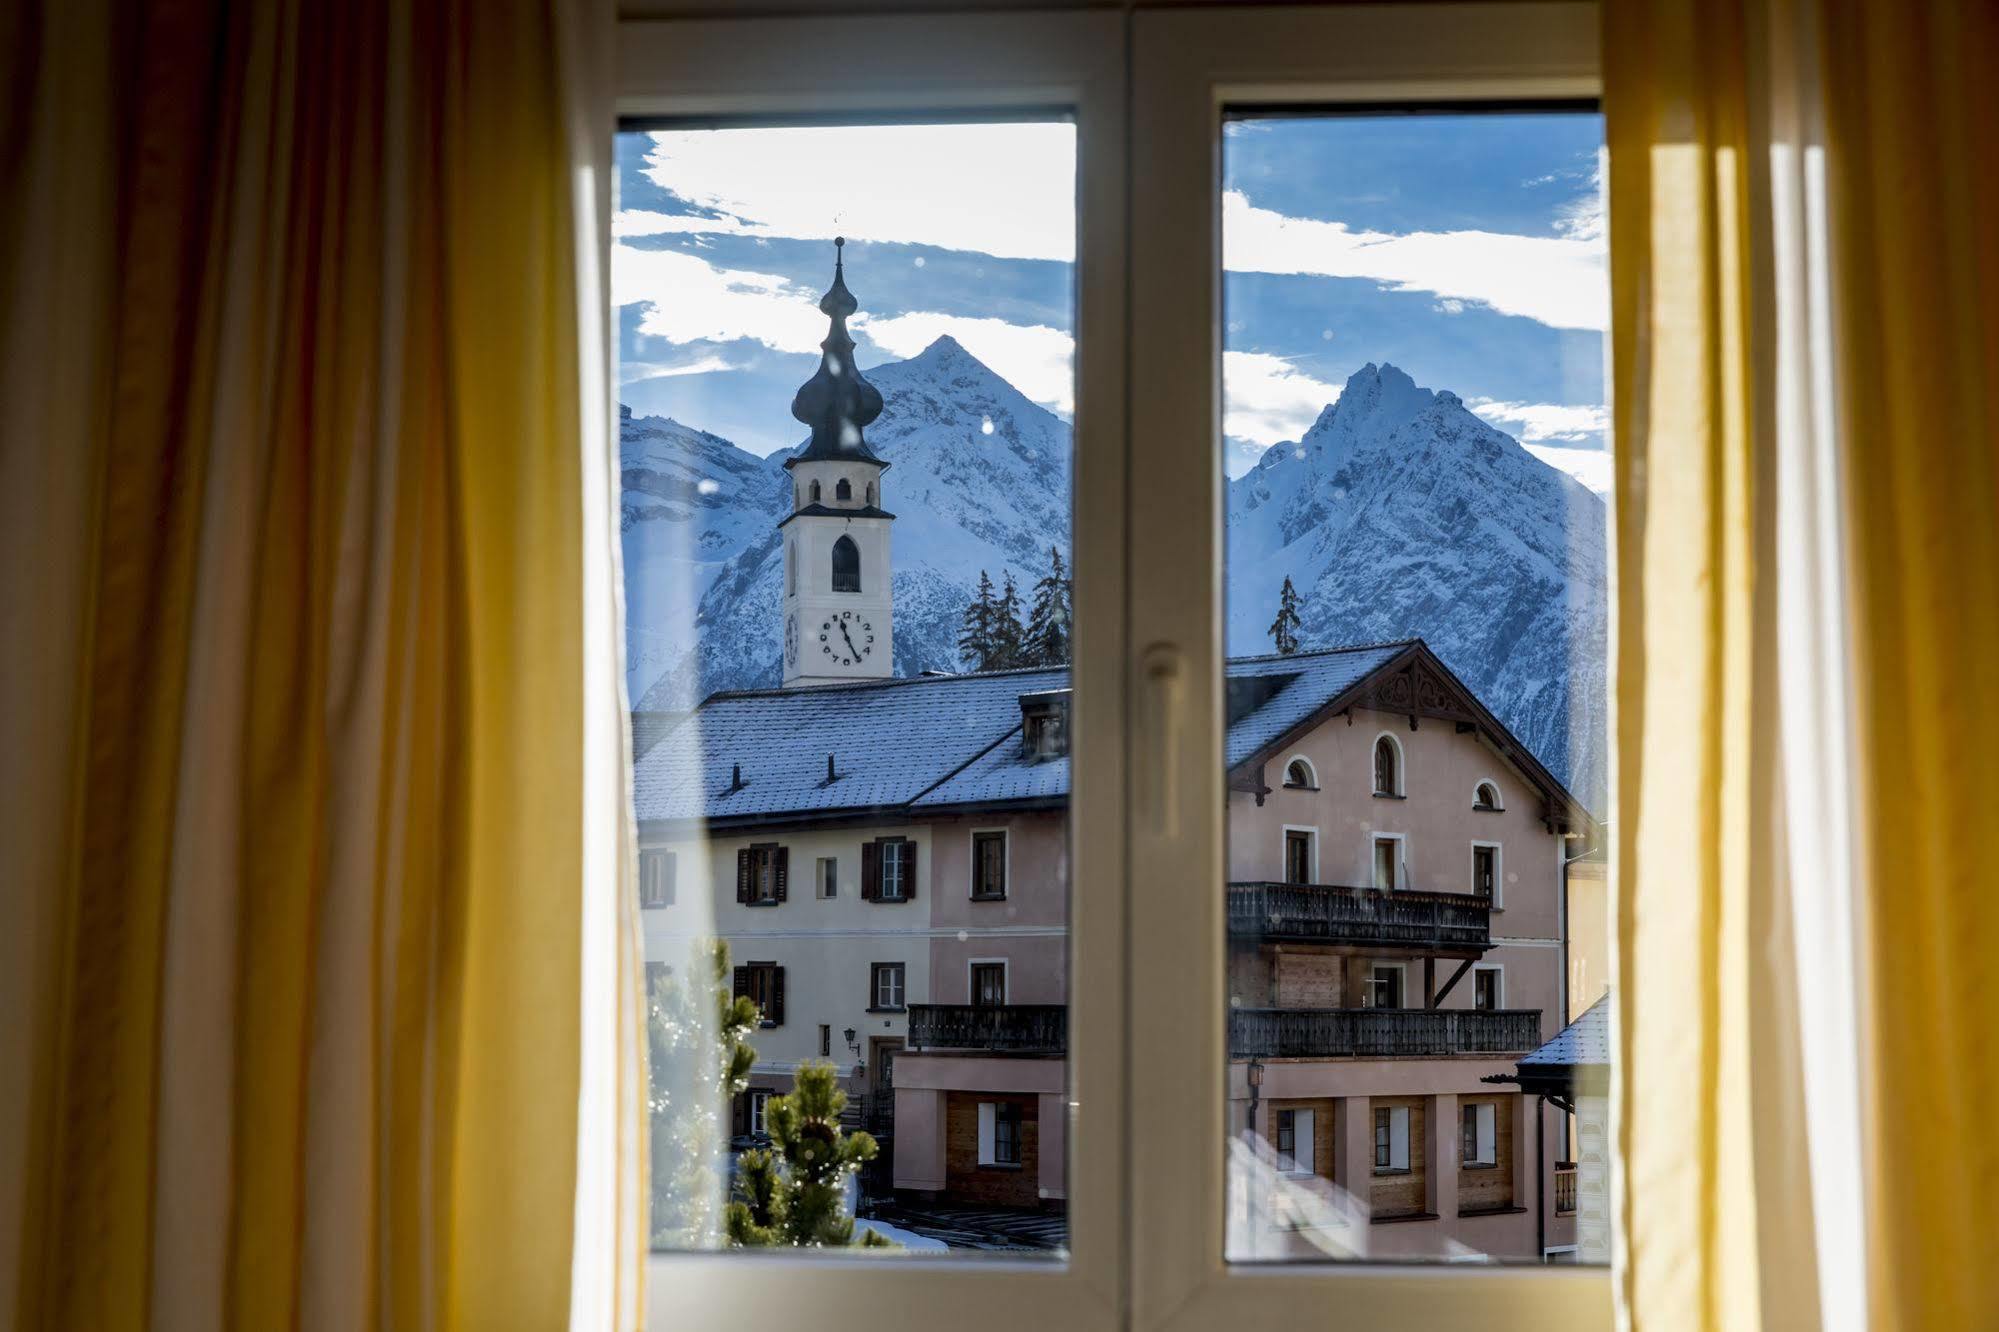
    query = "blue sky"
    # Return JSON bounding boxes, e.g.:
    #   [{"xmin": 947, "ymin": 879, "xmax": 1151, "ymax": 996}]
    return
[{"xmin": 613, "ymin": 113, "xmax": 1608, "ymax": 489}]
